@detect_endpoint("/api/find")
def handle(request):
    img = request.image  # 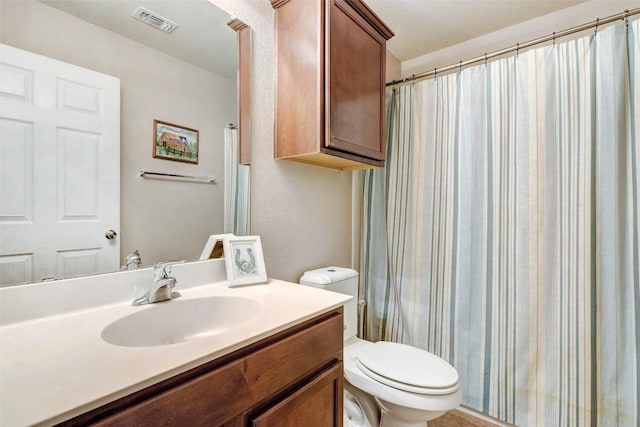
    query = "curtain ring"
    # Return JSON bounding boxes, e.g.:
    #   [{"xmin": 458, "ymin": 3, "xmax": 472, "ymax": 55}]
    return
[
  {"xmin": 516, "ymin": 43, "xmax": 520, "ymax": 57},
  {"xmin": 624, "ymin": 9, "xmax": 629, "ymax": 27},
  {"xmin": 434, "ymin": 67, "xmax": 437, "ymax": 79},
  {"xmin": 459, "ymin": 60, "xmax": 463, "ymax": 73},
  {"xmin": 595, "ymin": 18, "xmax": 599, "ymax": 35},
  {"xmin": 553, "ymin": 31, "xmax": 556, "ymax": 46},
  {"xmin": 484, "ymin": 53, "xmax": 488, "ymax": 65}
]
